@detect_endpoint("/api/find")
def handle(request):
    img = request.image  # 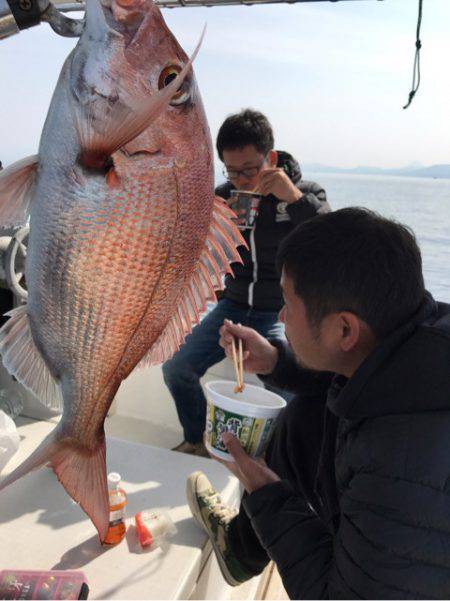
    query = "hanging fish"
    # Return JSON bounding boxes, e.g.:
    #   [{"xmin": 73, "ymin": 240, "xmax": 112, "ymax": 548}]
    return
[{"xmin": 0, "ymin": 0, "xmax": 244, "ymax": 542}]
